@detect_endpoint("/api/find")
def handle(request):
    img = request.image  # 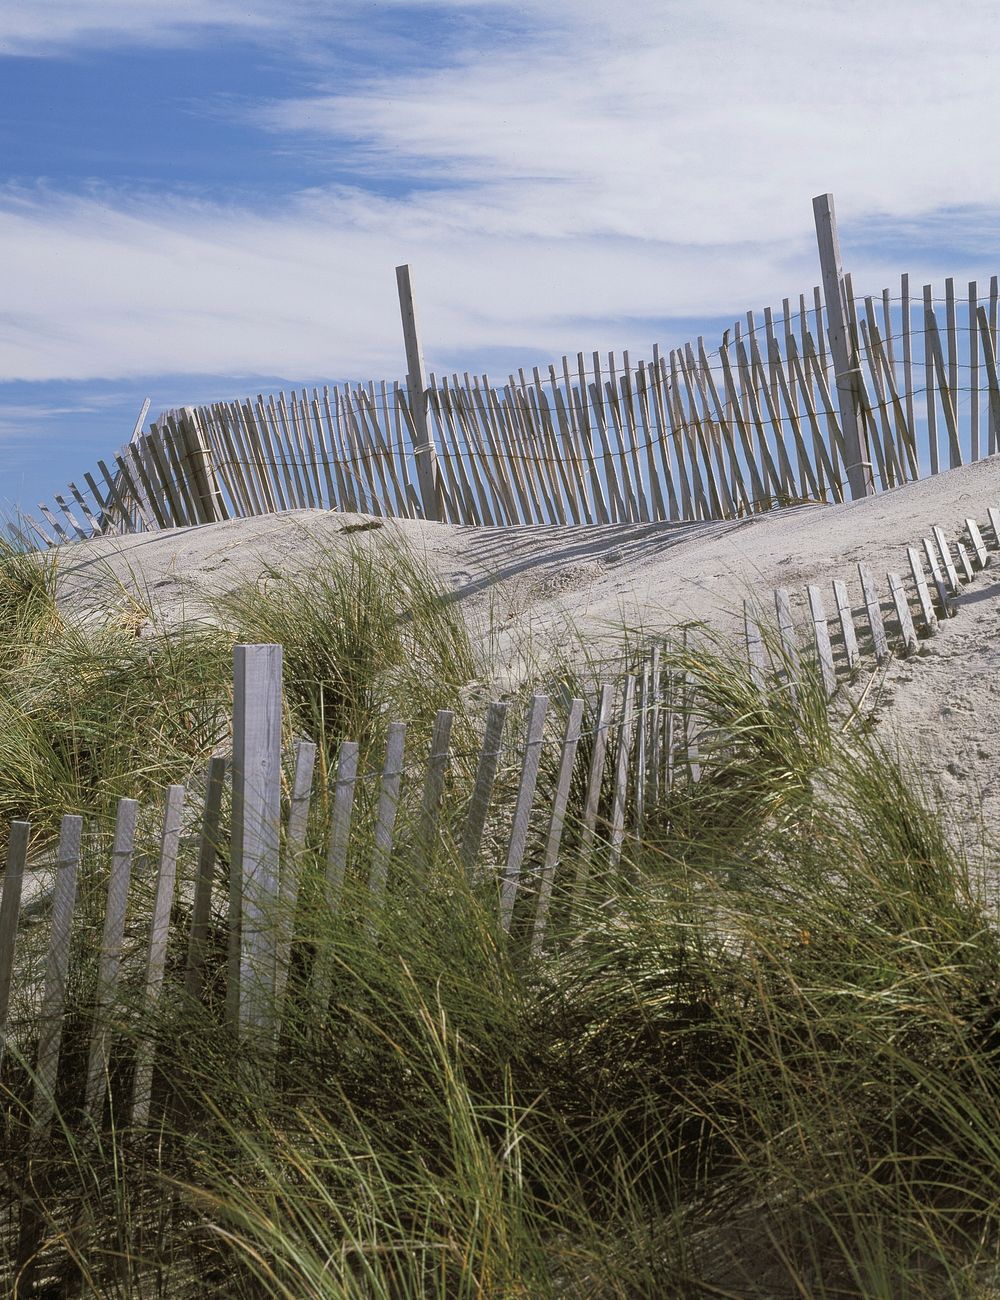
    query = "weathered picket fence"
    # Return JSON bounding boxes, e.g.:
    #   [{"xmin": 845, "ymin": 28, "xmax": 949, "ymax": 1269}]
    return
[
  {"xmin": 17, "ymin": 195, "xmax": 1000, "ymax": 547},
  {"xmin": 0, "ymin": 501, "xmax": 996, "ymax": 1164}
]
